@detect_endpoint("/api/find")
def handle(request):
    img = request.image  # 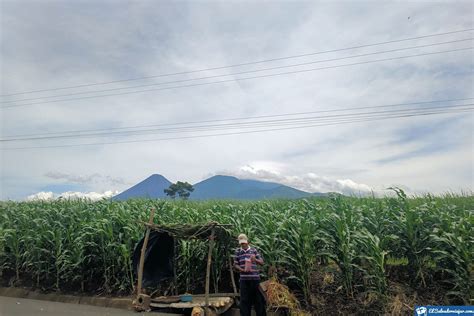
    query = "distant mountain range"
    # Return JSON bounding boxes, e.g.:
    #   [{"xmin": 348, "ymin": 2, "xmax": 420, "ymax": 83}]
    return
[{"xmin": 112, "ymin": 174, "xmax": 328, "ymax": 201}]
